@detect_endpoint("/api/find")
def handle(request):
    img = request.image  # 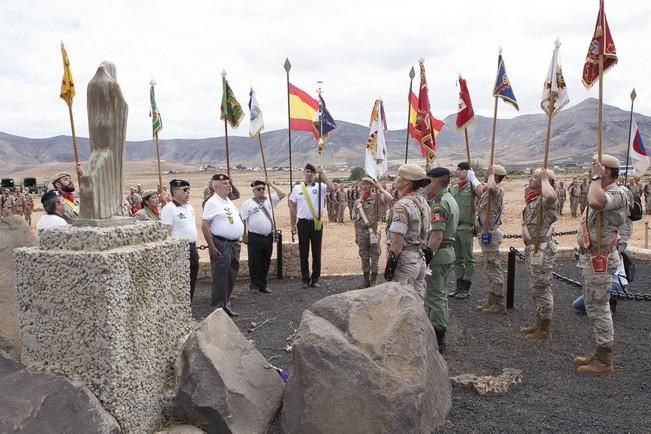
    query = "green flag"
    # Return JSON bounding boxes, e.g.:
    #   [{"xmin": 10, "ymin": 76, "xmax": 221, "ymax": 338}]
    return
[
  {"xmin": 220, "ymin": 75, "xmax": 244, "ymax": 128},
  {"xmin": 149, "ymin": 81, "xmax": 163, "ymax": 136}
]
